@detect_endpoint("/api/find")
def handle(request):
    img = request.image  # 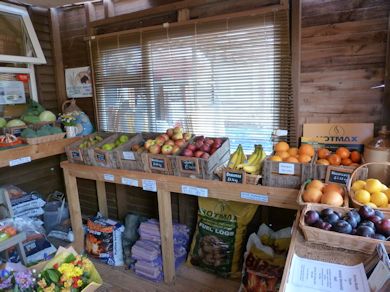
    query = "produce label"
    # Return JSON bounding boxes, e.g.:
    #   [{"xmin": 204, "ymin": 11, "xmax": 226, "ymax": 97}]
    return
[
  {"xmin": 278, "ymin": 163, "xmax": 295, "ymax": 175},
  {"xmin": 142, "ymin": 179, "xmax": 157, "ymax": 192},
  {"xmin": 9, "ymin": 156, "xmax": 31, "ymax": 167},
  {"xmin": 103, "ymin": 174, "xmax": 115, "ymax": 182},
  {"xmin": 71, "ymin": 150, "xmax": 82, "ymax": 160},
  {"xmin": 240, "ymin": 192, "xmax": 269, "ymax": 203},
  {"xmin": 150, "ymin": 158, "xmax": 165, "ymax": 170},
  {"xmin": 121, "ymin": 177, "xmax": 138, "ymax": 187},
  {"xmin": 181, "ymin": 185, "xmax": 208, "ymax": 197},
  {"xmin": 224, "ymin": 170, "xmax": 244, "ymax": 184},
  {"xmin": 122, "ymin": 151, "xmax": 135, "ymax": 160},
  {"xmin": 180, "ymin": 159, "xmax": 199, "ymax": 173},
  {"xmin": 326, "ymin": 166, "xmax": 353, "ymax": 185},
  {"xmin": 95, "ymin": 151, "xmax": 106, "ymax": 163}
]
